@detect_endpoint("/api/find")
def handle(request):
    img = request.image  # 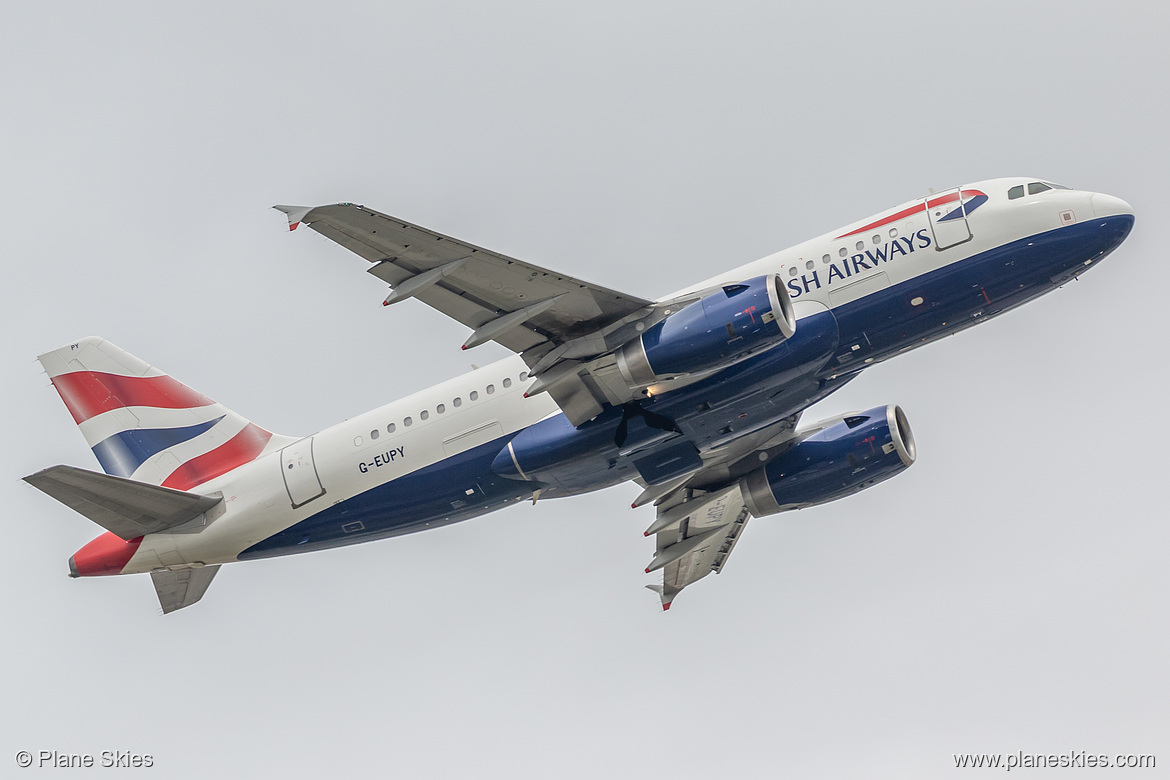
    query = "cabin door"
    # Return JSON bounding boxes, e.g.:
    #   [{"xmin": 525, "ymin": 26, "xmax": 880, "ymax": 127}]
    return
[
  {"xmin": 281, "ymin": 438, "xmax": 326, "ymax": 508},
  {"xmin": 925, "ymin": 188, "xmax": 973, "ymax": 250}
]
